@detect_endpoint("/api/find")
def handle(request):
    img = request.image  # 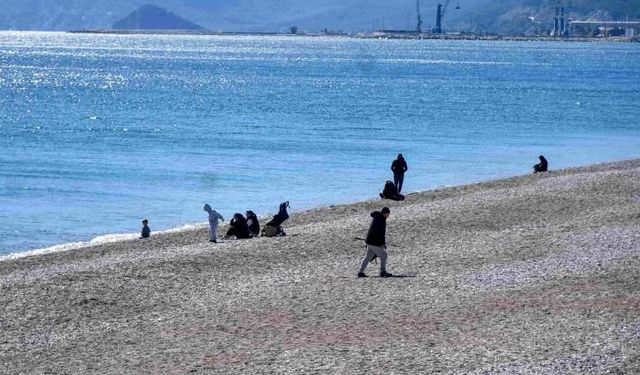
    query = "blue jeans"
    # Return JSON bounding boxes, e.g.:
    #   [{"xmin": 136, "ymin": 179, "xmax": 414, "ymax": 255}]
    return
[{"xmin": 394, "ymin": 173, "xmax": 404, "ymax": 193}]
